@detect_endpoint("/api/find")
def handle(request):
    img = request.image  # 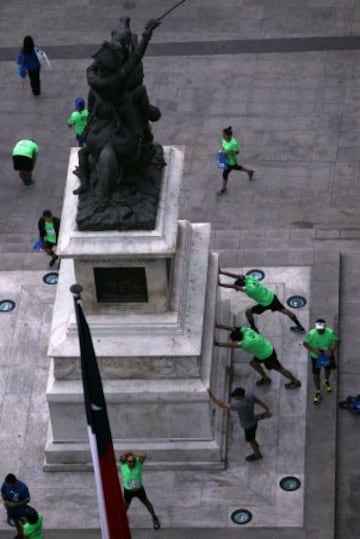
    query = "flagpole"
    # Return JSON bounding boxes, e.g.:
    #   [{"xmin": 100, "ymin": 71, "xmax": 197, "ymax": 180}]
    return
[
  {"xmin": 71, "ymin": 284, "xmax": 131, "ymax": 539},
  {"xmin": 157, "ymin": 0, "xmax": 188, "ymax": 21}
]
